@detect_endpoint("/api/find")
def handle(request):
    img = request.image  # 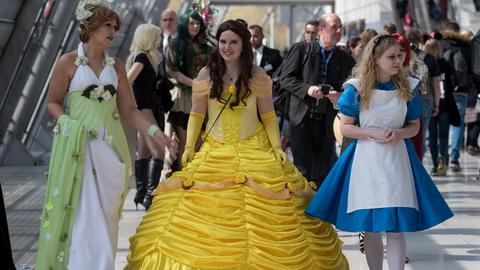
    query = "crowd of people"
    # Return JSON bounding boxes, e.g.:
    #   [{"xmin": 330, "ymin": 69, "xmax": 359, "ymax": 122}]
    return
[{"xmin": 2, "ymin": 0, "xmax": 480, "ymax": 269}]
